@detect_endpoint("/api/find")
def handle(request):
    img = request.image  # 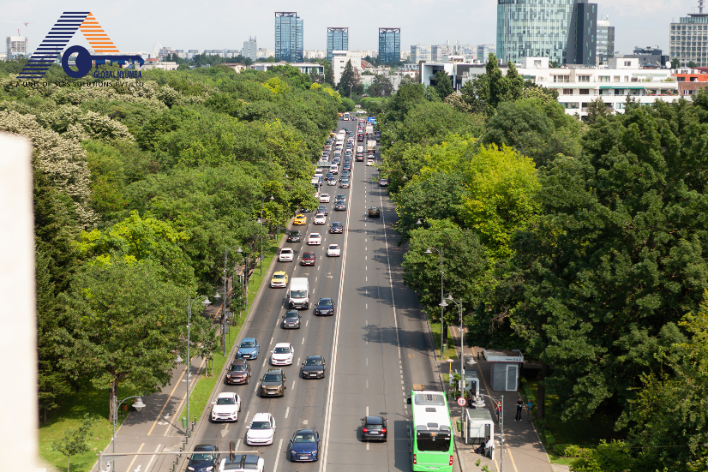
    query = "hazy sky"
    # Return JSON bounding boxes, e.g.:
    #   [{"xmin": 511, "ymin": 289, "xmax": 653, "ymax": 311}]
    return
[{"xmin": 2, "ymin": 0, "xmax": 701, "ymax": 56}]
